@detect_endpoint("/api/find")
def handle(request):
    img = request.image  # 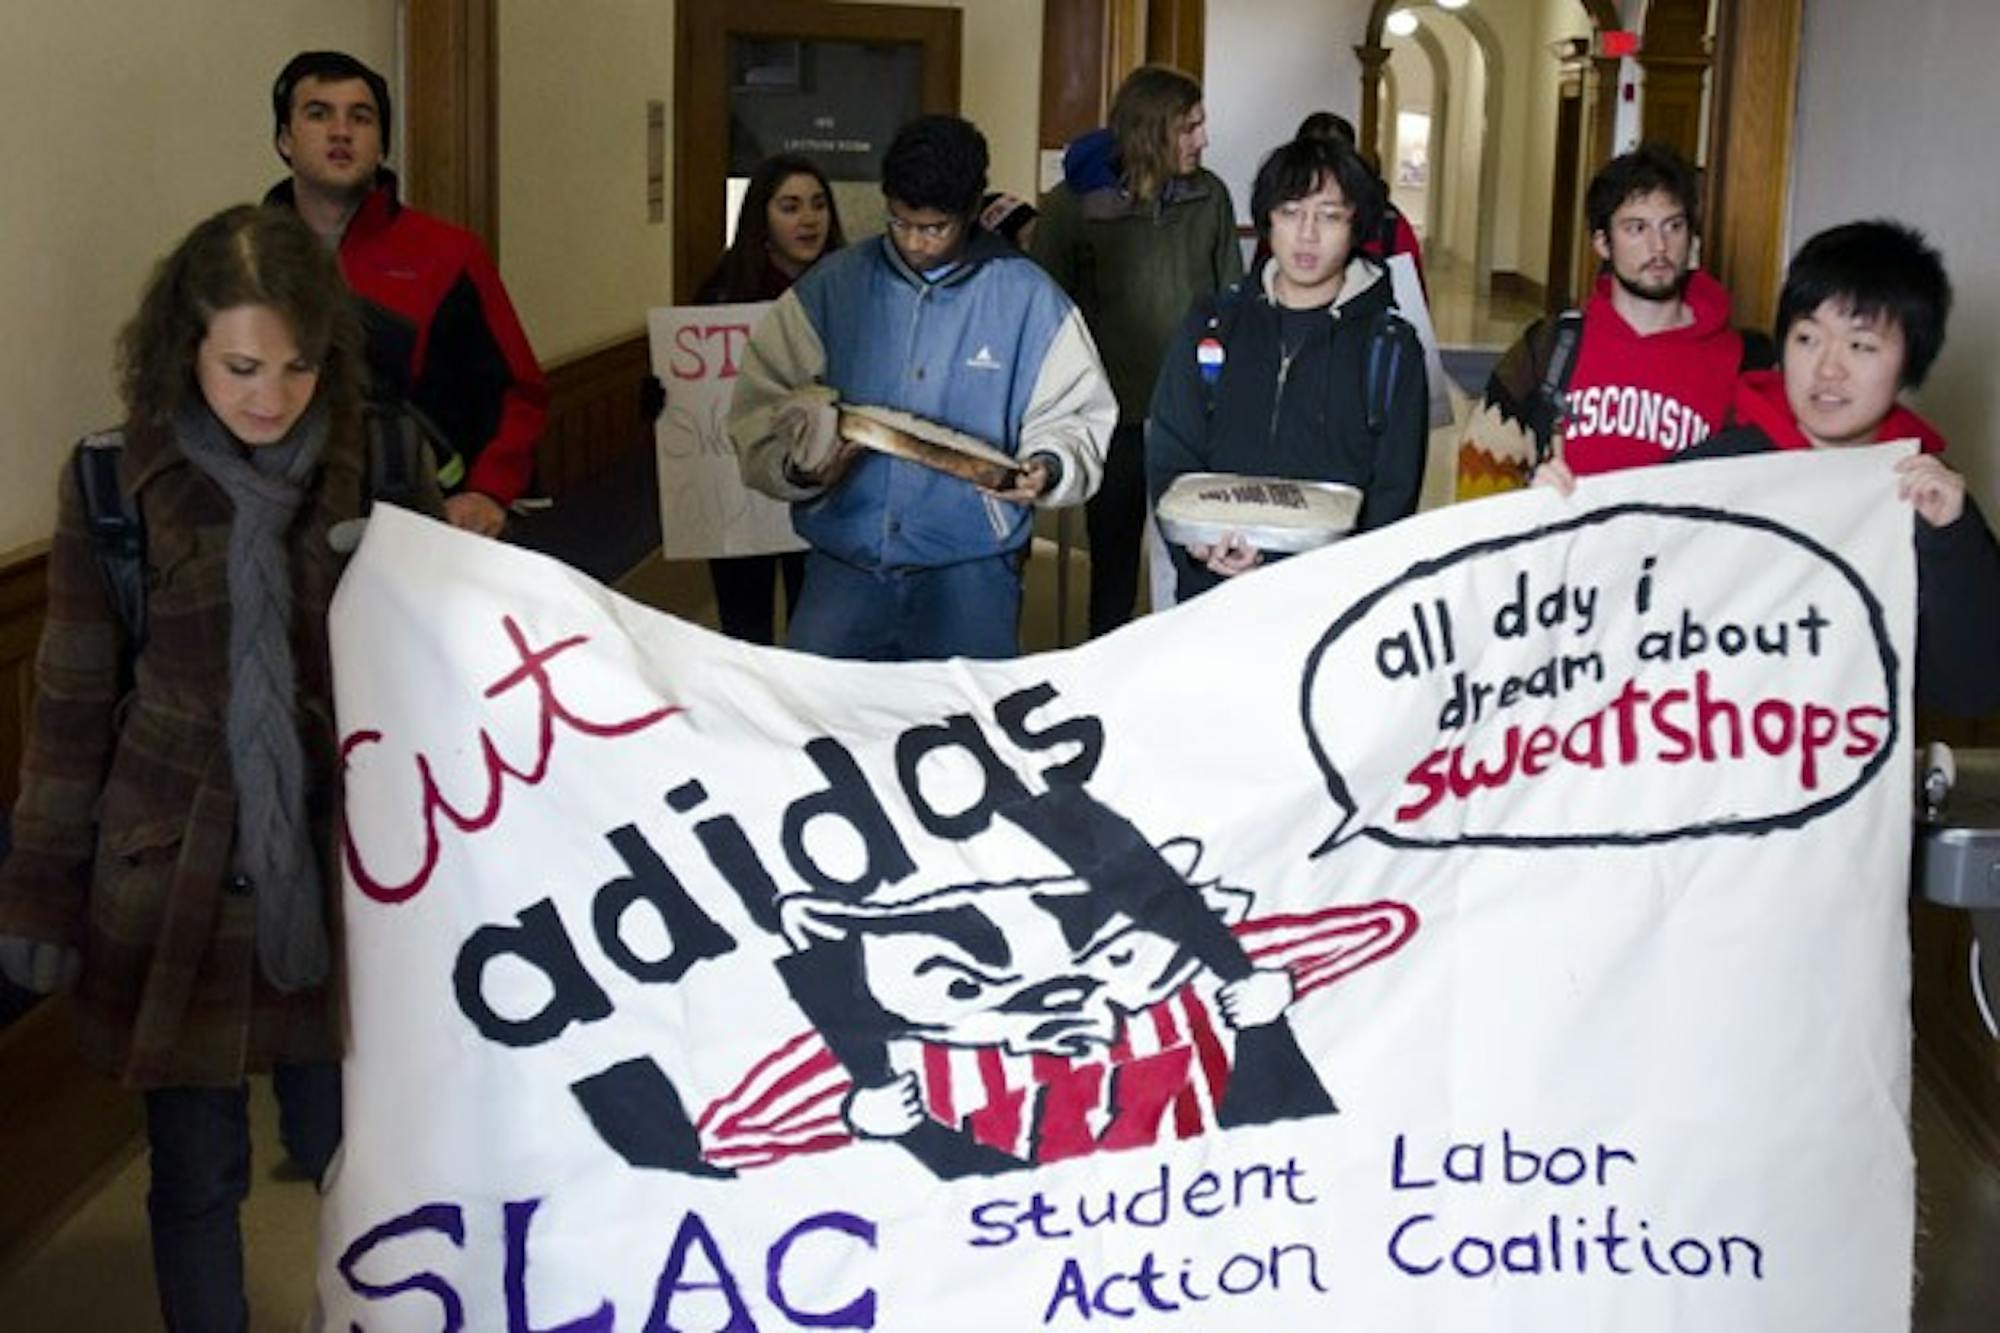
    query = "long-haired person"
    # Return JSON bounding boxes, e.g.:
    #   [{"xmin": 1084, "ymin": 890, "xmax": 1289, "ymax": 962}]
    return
[
  {"xmin": 695, "ymin": 154, "xmax": 847, "ymax": 643},
  {"xmin": 1033, "ymin": 64, "xmax": 1243, "ymax": 636},
  {"xmin": 0, "ymin": 204, "xmax": 439, "ymax": 1331}
]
